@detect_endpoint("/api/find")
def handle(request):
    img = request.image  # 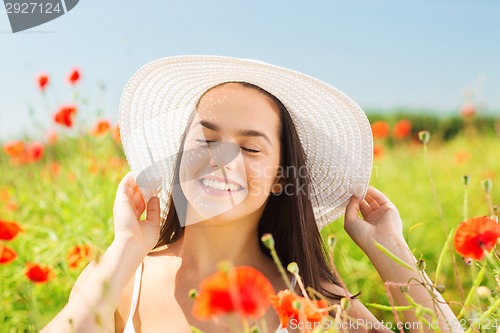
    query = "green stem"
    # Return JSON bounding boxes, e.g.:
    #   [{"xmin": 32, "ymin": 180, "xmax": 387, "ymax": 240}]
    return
[
  {"xmin": 365, "ymin": 303, "xmax": 414, "ymax": 312},
  {"xmin": 434, "ymin": 229, "xmax": 453, "ymax": 284},
  {"xmin": 457, "ymin": 261, "xmax": 487, "ymax": 319},
  {"xmin": 486, "ymin": 192, "xmax": 494, "ymax": 217},
  {"xmin": 423, "ymin": 144, "xmax": 447, "ymax": 234},
  {"xmin": 270, "ymin": 248, "xmax": 292, "ymax": 290},
  {"xmin": 463, "ymin": 184, "xmax": 468, "ymax": 222}
]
